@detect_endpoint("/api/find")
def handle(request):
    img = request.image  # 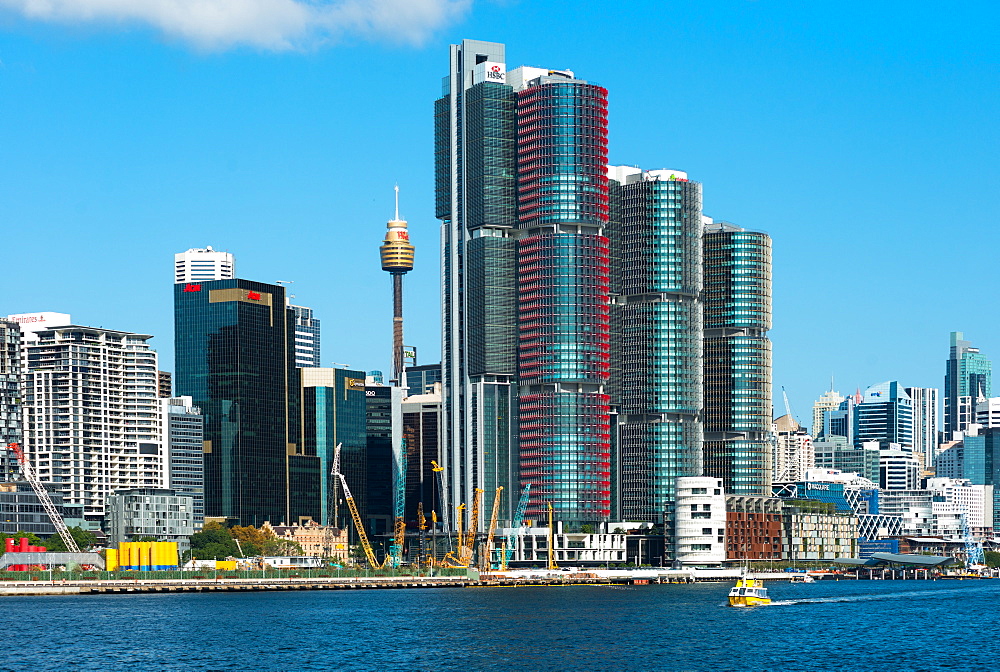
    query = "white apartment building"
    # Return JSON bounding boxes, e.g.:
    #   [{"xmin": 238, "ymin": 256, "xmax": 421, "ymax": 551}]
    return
[
  {"xmin": 906, "ymin": 387, "xmax": 939, "ymax": 465},
  {"xmin": 674, "ymin": 476, "xmax": 726, "ymax": 566},
  {"xmin": 879, "ymin": 489, "xmax": 963, "ymax": 539},
  {"xmin": 925, "ymin": 477, "xmax": 993, "ymax": 532},
  {"xmin": 174, "ymin": 246, "xmax": 234, "ymax": 284},
  {"xmin": 811, "ymin": 389, "xmax": 845, "ymax": 439},
  {"xmin": 17, "ymin": 323, "xmax": 166, "ymax": 529}
]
